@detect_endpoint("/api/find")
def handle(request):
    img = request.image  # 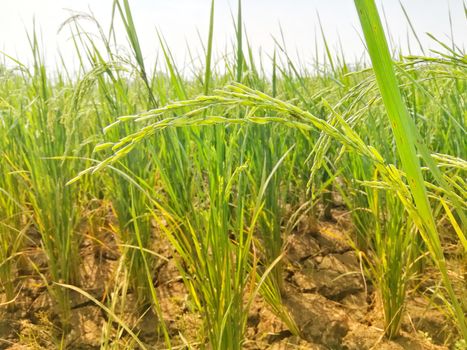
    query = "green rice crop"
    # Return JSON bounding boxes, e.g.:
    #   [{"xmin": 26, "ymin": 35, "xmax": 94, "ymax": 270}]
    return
[{"xmin": 0, "ymin": 0, "xmax": 465, "ymax": 348}]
